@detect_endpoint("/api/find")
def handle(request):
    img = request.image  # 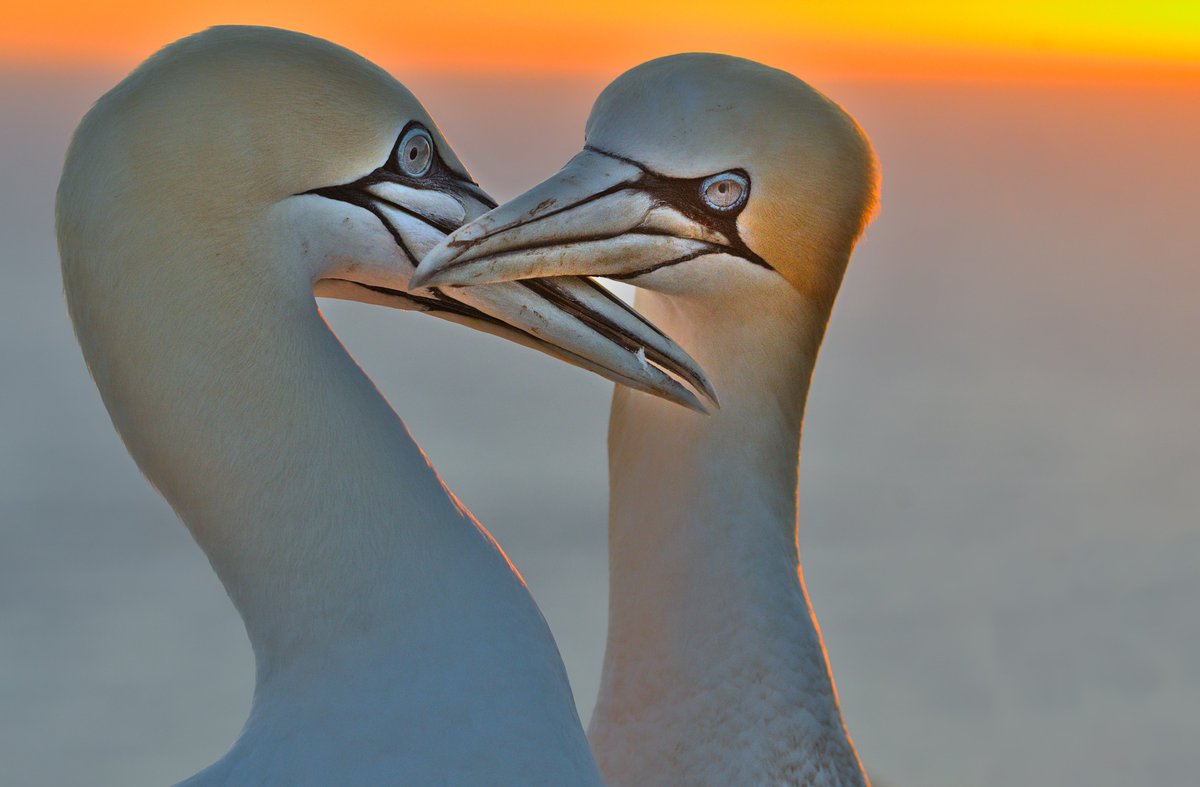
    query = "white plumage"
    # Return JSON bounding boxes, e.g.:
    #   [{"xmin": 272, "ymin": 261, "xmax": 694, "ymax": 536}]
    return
[
  {"xmin": 417, "ymin": 53, "xmax": 881, "ymax": 786},
  {"xmin": 52, "ymin": 25, "xmax": 691, "ymax": 785}
]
